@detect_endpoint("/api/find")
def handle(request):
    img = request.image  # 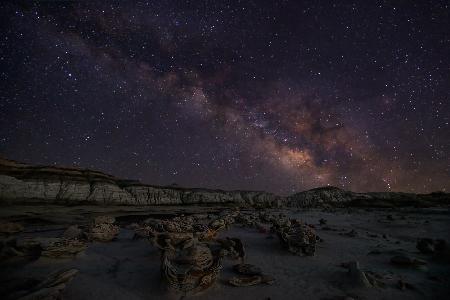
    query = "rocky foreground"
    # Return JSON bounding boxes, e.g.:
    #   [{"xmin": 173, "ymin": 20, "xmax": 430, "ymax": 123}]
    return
[
  {"xmin": 0, "ymin": 157, "xmax": 449, "ymax": 207},
  {"xmin": 0, "ymin": 157, "xmax": 449, "ymax": 299},
  {"xmin": 0, "ymin": 206, "xmax": 449, "ymax": 299}
]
